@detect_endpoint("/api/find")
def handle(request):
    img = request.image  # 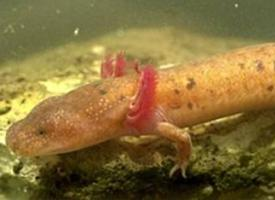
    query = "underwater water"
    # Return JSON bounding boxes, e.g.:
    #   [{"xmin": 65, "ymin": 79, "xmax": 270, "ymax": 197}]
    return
[{"xmin": 1, "ymin": 0, "xmax": 275, "ymax": 199}]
